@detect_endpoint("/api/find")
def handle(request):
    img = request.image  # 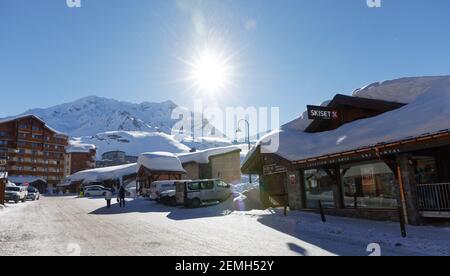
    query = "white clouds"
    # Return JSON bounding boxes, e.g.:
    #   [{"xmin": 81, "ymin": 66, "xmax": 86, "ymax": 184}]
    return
[{"xmin": 244, "ymin": 19, "xmax": 258, "ymax": 32}]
